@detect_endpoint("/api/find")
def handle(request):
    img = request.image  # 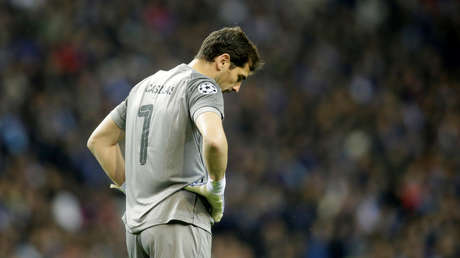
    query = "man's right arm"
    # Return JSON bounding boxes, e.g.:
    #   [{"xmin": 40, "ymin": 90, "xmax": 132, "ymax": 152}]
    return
[{"xmin": 87, "ymin": 115, "xmax": 125, "ymax": 186}]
